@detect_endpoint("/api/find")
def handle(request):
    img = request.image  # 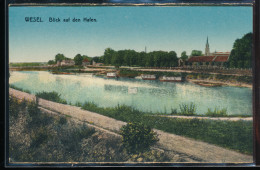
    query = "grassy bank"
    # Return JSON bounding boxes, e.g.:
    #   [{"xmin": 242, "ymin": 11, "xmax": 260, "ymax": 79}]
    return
[
  {"xmin": 118, "ymin": 68, "xmax": 185, "ymax": 78},
  {"xmin": 50, "ymin": 66, "xmax": 100, "ymax": 74},
  {"xmin": 9, "ymin": 84, "xmax": 31, "ymax": 94},
  {"xmin": 9, "ymin": 88, "xmax": 253, "ymax": 154},
  {"xmin": 80, "ymin": 102, "xmax": 252, "ymax": 155},
  {"xmin": 118, "ymin": 69, "xmax": 252, "ymax": 85},
  {"xmin": 9, "ymin": 62, "xmax": 47, "ymax": 67},
  {"xmin": 9, "ymin": 96, "xmax": 170, "ymax": 162},
  {"xmin": 186, "ymin": 73, "xmax": 252, "ymax": 84}
]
